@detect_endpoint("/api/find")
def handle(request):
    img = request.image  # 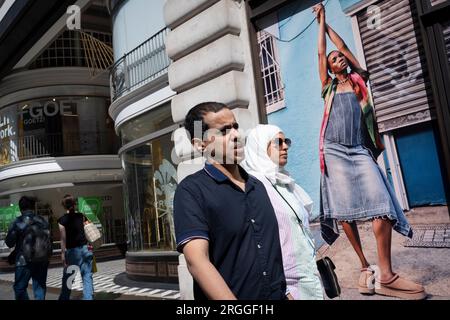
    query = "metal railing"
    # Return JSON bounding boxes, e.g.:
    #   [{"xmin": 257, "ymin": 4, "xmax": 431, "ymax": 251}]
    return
[
  {"xmin": 110, "ymin": 28, "xmax": 171, "ymax": 102},
  {"xmin": 0, "ymin": 132, "xmax": 119, "ymax": 163}
]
